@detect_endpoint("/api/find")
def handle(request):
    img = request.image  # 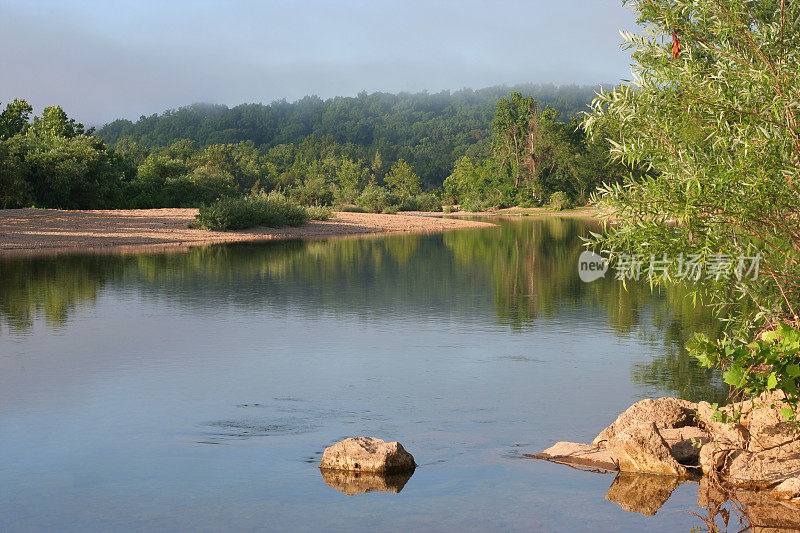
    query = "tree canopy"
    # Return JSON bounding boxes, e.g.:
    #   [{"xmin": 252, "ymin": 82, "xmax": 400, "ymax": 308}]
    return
[{"xmin": 585, "ymin": 0, "xmax": 800, "ymax": 409}]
